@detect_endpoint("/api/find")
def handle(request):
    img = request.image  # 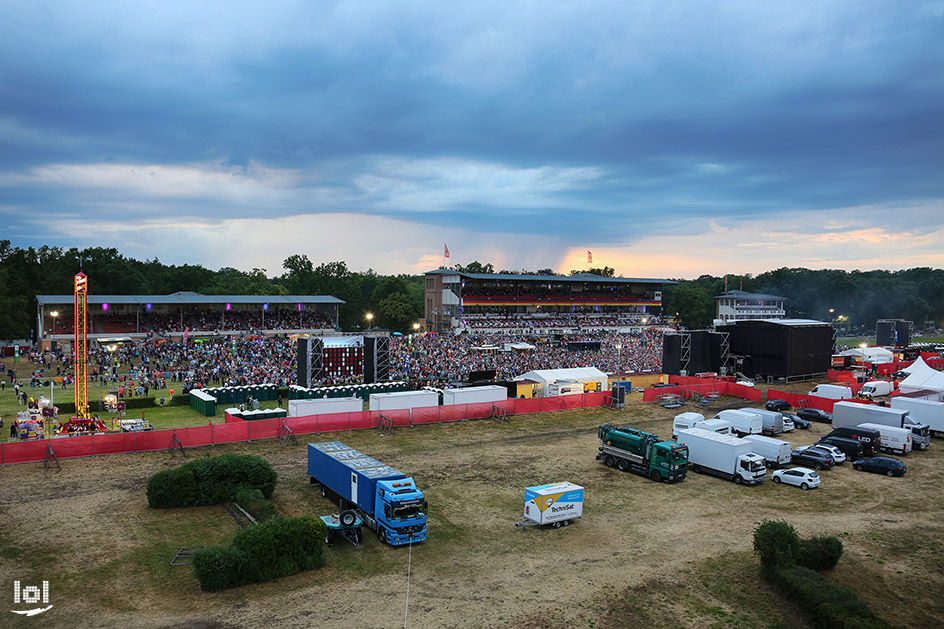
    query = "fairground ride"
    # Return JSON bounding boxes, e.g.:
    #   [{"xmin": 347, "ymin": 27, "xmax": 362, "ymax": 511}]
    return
[{"xmin": 73, "ymin": 272, "xmax": 89, "ymax": 419}]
